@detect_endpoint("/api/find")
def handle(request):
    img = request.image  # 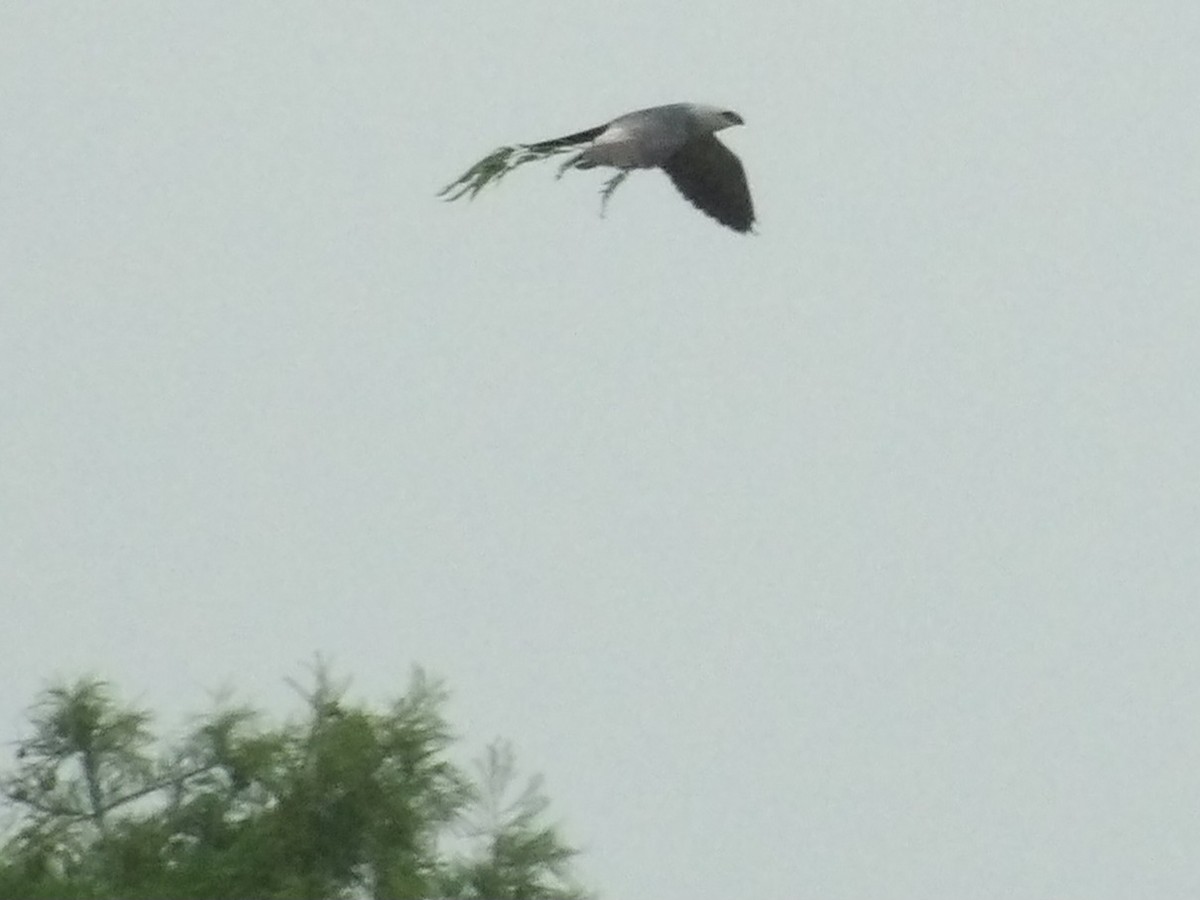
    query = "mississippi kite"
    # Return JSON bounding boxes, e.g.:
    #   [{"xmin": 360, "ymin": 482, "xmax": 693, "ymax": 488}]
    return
[{"xmin": 441, "ymin": 102, "xmax": 756, "ymax": 233}]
